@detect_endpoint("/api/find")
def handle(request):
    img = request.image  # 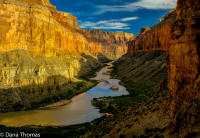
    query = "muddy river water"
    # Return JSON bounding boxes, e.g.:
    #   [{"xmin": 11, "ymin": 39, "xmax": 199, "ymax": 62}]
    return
[{"xmin": 0, "ymin": 62, "xmax": 129, "ymax": 127}]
